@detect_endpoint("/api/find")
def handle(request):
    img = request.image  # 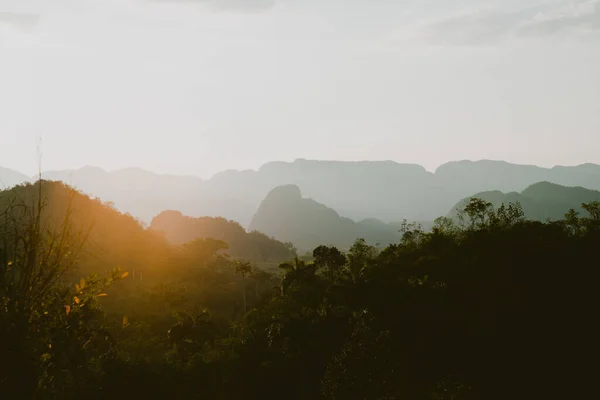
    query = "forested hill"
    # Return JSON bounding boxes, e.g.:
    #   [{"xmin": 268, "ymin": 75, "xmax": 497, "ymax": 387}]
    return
[
  {"xmin": 2, "ymin": 179, "xmax": 599, "ymax": 399},
  {"xmin": 0, "ymin": 180, "xmax": 172, "ymax": 278},
  {"xmin": 0, "ymin": 181, "xmax": 293, "ymax": 271},
  {"xmin": 2, "ymin": 159, "xmax": 600, "ymax": 227},
  {"xmin": 248, "ymin": 185, "xmax": 406, "ymax": 251},
  {"xmin": 150, "ymin": 210, "xmax": 294, "ymax": 262},
  {"xmin": 448, "ymin": 181, "xmax": 600, "ymax": 221}
]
